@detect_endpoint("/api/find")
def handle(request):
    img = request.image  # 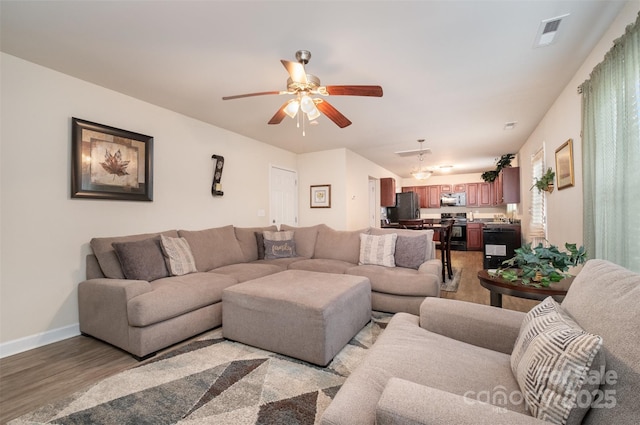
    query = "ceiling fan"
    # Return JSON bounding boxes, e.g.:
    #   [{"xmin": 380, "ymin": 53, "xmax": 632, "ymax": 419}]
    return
[{"xmin": 222, "ymin": 50, "xmax": 383, "ymax": 132}]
